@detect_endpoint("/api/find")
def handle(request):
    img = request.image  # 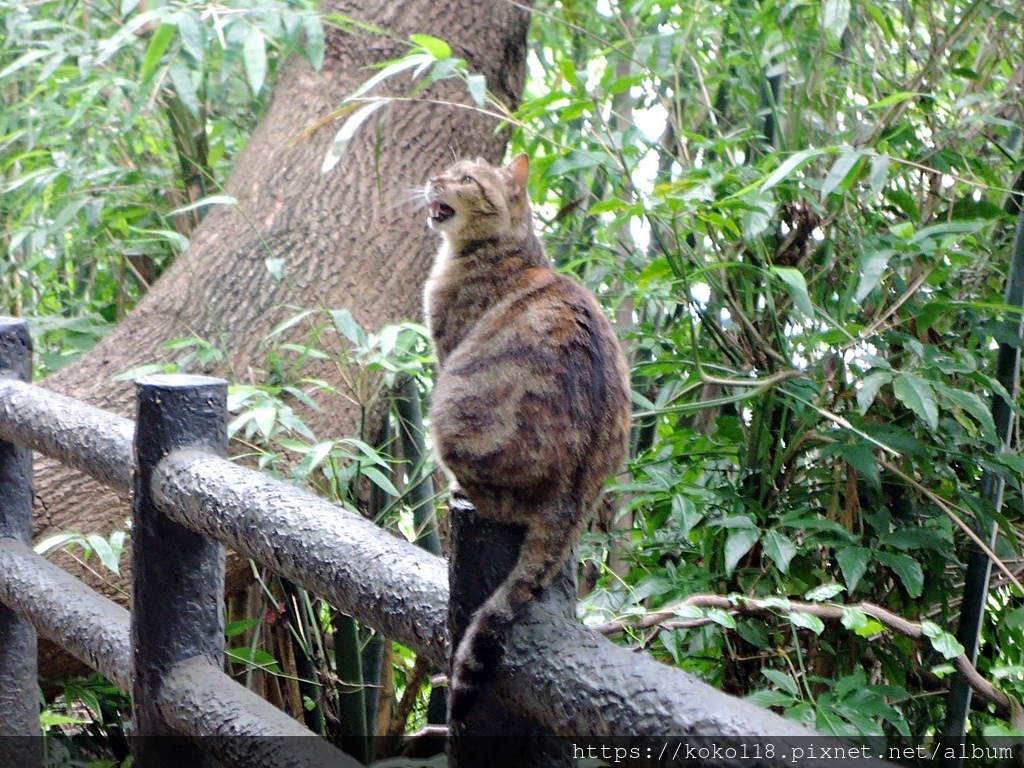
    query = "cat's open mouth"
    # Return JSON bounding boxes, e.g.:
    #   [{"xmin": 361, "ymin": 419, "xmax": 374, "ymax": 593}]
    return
[{"xmin": 429, "ymin": 200, "xmax": 456, "ymax": 224}]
